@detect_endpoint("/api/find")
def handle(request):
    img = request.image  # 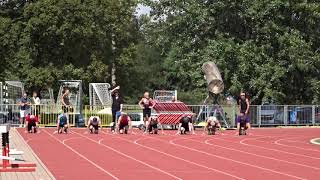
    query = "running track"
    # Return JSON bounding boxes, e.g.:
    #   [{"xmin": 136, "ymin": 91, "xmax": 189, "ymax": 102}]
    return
[{"xmin": 17, "ymin": 128, "xmax": 320, "ymax": 180}]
